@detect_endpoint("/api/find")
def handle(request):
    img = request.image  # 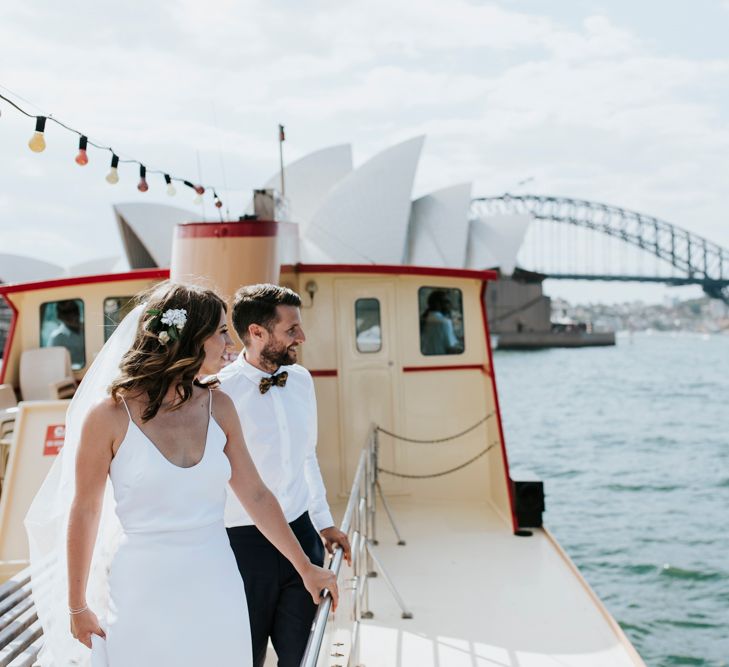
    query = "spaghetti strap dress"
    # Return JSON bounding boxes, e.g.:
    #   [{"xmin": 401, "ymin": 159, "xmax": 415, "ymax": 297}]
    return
[{"xmin": 91, "ymin": 390, "xmax": 252, "ymax": 666}]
